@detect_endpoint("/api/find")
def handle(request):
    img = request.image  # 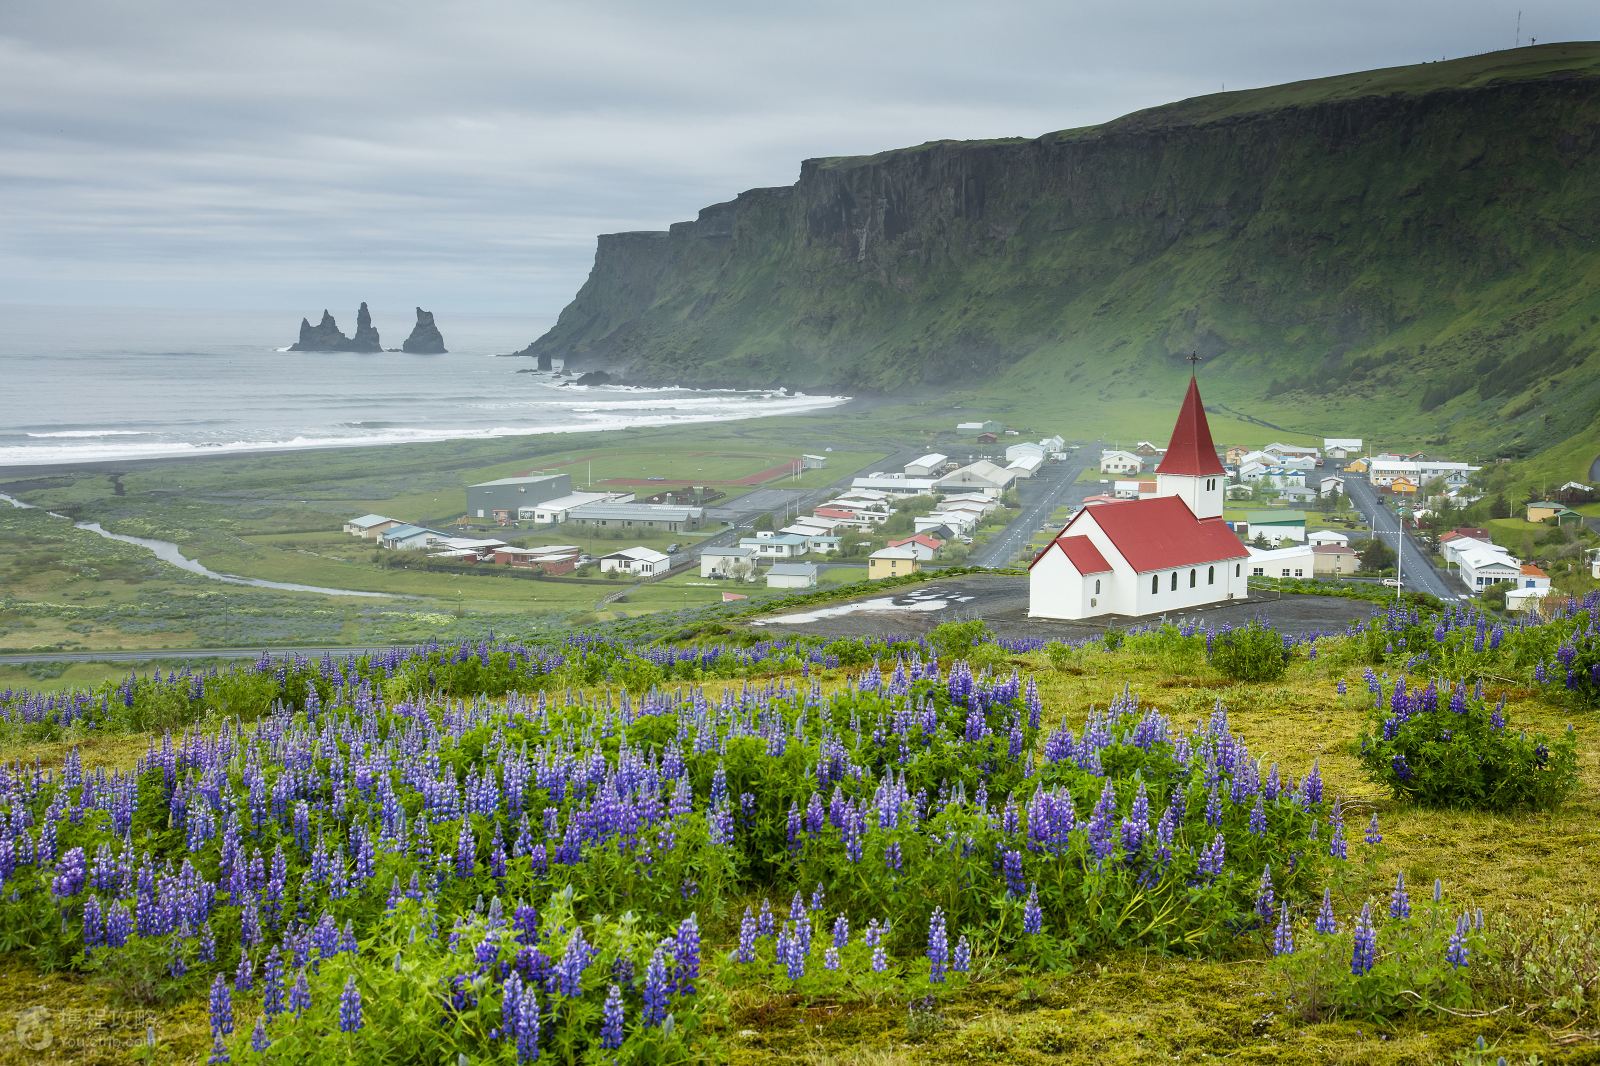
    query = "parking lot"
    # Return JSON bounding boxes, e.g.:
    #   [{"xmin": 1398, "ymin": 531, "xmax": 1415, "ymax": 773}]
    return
[{"xmin": 751, "ymin": 573, "xmax": 1381, "ymax": 640}]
